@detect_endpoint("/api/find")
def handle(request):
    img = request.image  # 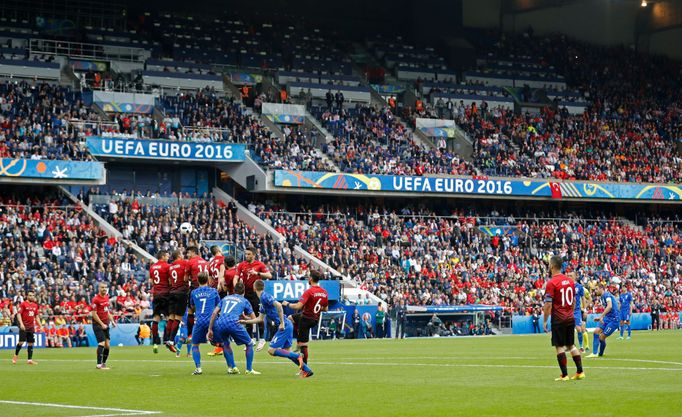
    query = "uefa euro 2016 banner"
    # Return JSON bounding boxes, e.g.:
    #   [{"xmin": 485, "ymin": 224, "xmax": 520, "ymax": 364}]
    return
[
  {"xmin": 274, "ymin": 170, "xmax": 682, "ymax": 201},
  {"xmin": 0, "ymin": 158, "xmax": 104, "ymax": 181},
  {"xmin": 415, "ymin": 118, "xmax": 456, "ymax": 138},
  {"xmin": 261, "ymin": 103, "xmax": 305, "ymax": 124},
  {"xmin": 86, "ymin": 137, "xmax": 246, "ymax": 162},
  {"xmin": 264, "ymin": 280, "xmax": 341, "ymax": 302}
]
